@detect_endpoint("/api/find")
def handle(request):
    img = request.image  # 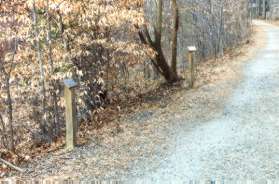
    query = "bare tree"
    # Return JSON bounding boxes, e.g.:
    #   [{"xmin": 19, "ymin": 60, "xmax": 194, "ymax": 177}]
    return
[
  {"xmin": 138, "ymin": 0, "xmax": 179, "ymax": 83},
  {"xmin": 0, "ymin": 38, "xmax": 17, "ymax": 152}
]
